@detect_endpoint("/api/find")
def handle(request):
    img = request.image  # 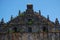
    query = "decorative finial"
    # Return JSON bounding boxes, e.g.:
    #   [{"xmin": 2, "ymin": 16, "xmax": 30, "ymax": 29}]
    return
[
  {"xmin": 11, "ymin": 15, "xmax": 13, "ymax": 20},
  {"xmin": 18, "ymin": 10, "xmax": 20, "ymax": 16},
  {"xmin": 39, "ymin": 10, "xmax": 41, "ymax": 15},
  {"xmin": 0, "ymin": 21, "xmax": 1, "ymax": 23},
  {"xmin": 55, "ymin": 18, "xmax": 59, "ymax": 25},
  {"xmin": 1, "ymin": 18, "xmax": 4, "ymax": 24},
  {"xmin": 47, "ymin": 15, "xmax": 49, "ymax": 21}
]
